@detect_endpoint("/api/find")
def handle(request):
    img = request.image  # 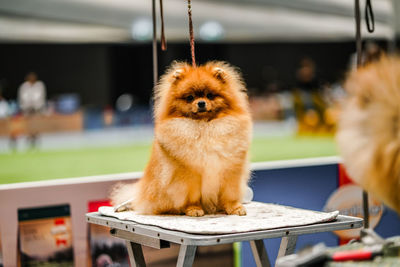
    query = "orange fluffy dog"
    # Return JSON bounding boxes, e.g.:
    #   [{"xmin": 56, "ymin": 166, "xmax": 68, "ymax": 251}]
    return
[
  {"xmin": 337, "ymin": 55, "xmax": 400, "ymax": 214},
  {"xmin": 110, "ymin": 61, "xmax": 252, "ymax": 216}
]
